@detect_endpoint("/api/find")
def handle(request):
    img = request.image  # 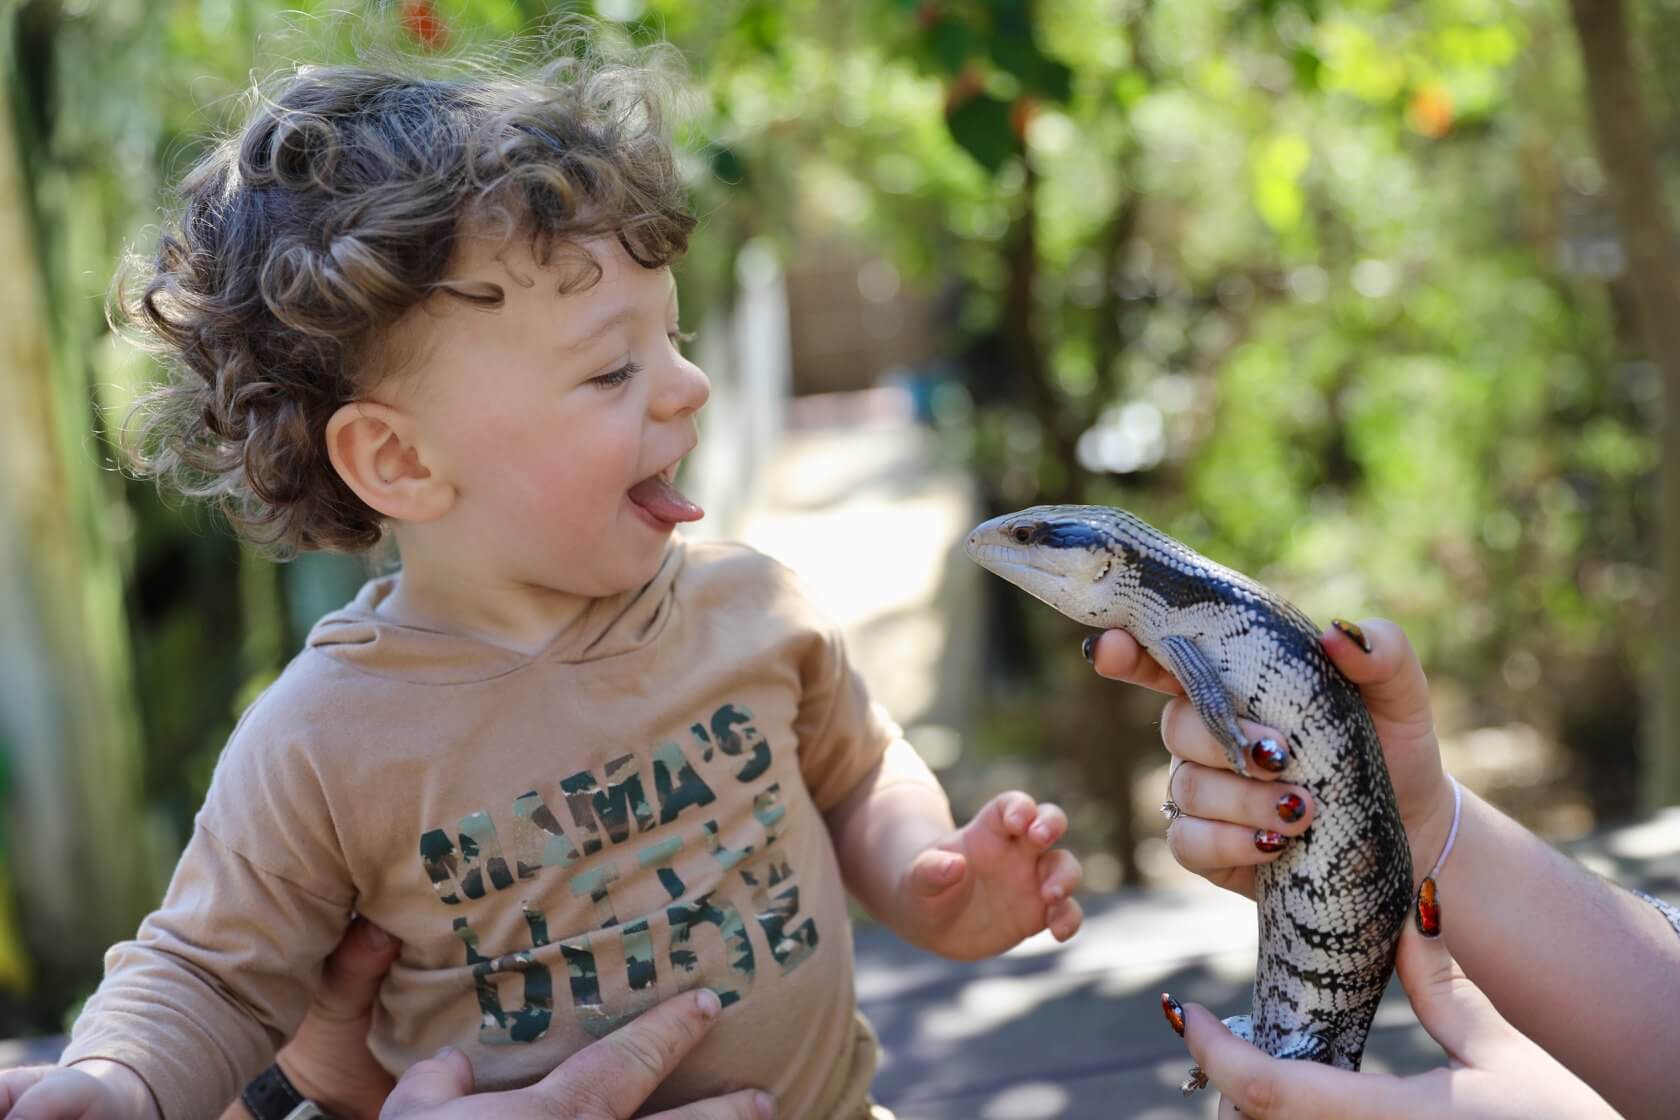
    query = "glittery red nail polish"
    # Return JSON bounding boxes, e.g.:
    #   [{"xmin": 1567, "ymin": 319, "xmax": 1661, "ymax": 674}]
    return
[
  {"xmin": 1276, "ymin": 792, "xmax": 1306, "ymax": 824},
  {"xmin": 1161, "ymin": 992, "xmax": 1185, "ymax": 1036},
  {"xmin": 1416, "ymin": 876, "xmax": 1441, "ymax": 938},
  {"xmin": 1254, "ymin": 830, "xmax": 1287, "ymax": 853},
  {"xmin": 1331, "ymin": 618, "xmax": 1372, "ymax": 653},
  {"xmin": 1252, "ymin": 739, "xmax": 1288, "ymax": 773}
]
